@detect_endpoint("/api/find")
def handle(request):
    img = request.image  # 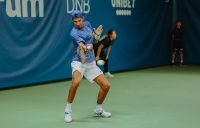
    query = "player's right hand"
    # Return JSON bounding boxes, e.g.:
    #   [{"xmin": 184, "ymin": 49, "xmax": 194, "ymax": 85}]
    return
[{"xmin": 79, "ymin": 42, "xmax": 84, "ymax": 48}]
